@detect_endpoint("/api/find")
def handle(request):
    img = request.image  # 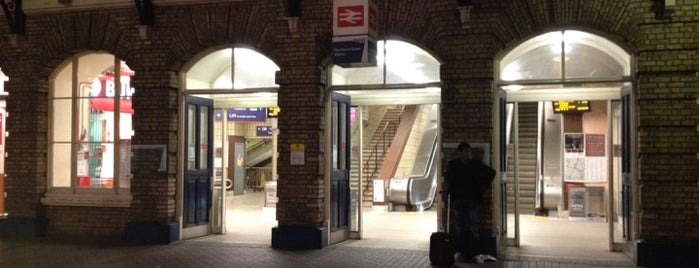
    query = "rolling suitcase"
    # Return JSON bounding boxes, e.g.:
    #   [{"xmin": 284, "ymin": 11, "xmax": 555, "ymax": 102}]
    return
[{"xmin": 429, "ymin": 194, "xmax": 455, "ymax": 266}]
